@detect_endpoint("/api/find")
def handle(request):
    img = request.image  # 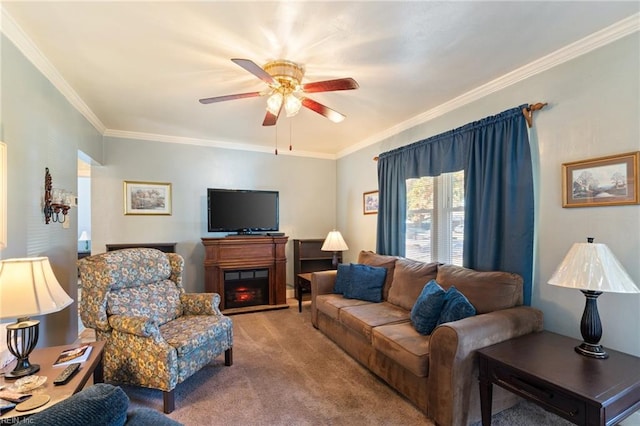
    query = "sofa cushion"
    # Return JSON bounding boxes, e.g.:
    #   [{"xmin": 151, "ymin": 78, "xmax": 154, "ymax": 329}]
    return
[
  {"xmin": 315, "ymin": 294, "xmax": 372, "ymax": 321},
  {"xmin": 410, "ymin": 280, "xmax": 447, "ymax": 335},
  {"xmin": 436, "ymin": 286, "xmax": 476, "ymax": 326},
  {"xmin": 343, "ymin": 263, "xmax": 387, "ymax": 302},
  {"xmin": 387, "ymin": 258, "xmax": 439, "ymax": 311},
  {"xmin": 333, "ymin": 263, "xmax": 351, "ymax": 294},
  {"xmin": 340, "ymin": 302, "xmax": 410, "ymax": 342},
  {"xmin": 357, "ymin": 251, "xmax": 398, "ymax": 300},
  {"xmin": 436, "ymin": 264, "xmax": 523, "ymax": 314},
  {"xmin": 373, "ymin": 322, "xmax": 431, "ymax": 377}
]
